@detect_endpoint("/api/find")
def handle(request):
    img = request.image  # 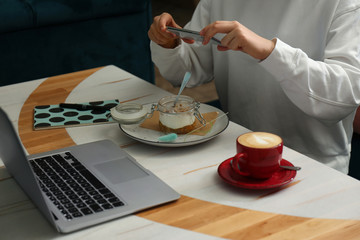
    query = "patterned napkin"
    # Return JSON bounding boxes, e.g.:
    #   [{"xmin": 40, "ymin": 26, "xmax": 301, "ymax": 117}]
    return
[{"xmin": 33, "ymin": 100, "xmax": 119, "ymax": 130}]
